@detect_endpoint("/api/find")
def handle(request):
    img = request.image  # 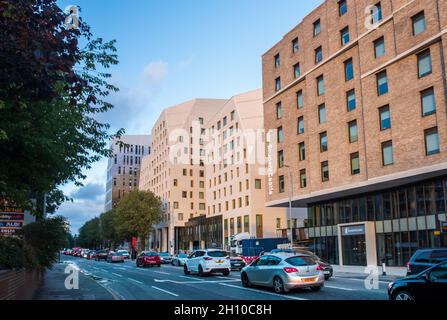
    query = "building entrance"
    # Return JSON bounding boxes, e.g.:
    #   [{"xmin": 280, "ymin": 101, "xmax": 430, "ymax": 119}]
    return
[{"xmin": 341, "ymin": 225, "xmax": 367, "ymax": 266}]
